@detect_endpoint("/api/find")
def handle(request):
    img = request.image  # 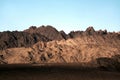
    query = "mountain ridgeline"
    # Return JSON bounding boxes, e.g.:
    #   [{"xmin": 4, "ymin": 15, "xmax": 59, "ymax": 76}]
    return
[{"xmin": 0, "ymin": 25, "xmax": 119, "ymax": 50}]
